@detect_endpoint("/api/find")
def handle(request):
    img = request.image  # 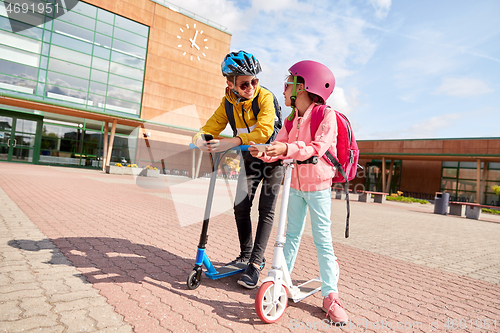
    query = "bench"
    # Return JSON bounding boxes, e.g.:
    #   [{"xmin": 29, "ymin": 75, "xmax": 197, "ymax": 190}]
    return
[
  {"xmin": 358, "ymin": 191, "xmax": 389, "ymax": 203},
  {"xmin": 331, "ymin": 188, "xmax": 352, "ymax": 200},
  {"xmin": 449, "ymin": 201, "xmax": 500, "ymax": 220}
]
